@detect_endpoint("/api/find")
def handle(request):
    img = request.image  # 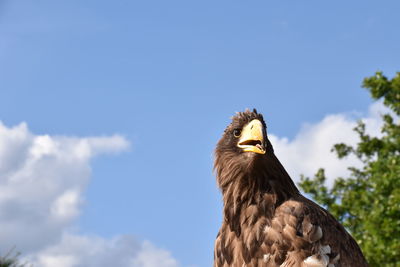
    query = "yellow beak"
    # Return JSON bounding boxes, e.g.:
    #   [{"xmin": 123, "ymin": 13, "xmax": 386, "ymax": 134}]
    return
[{"xmin": 237, "ymin": 119, "xmax": 266, "ymax": 154}]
